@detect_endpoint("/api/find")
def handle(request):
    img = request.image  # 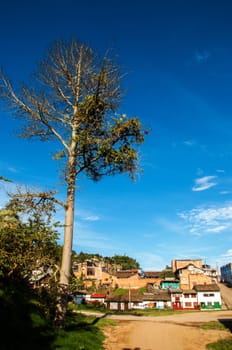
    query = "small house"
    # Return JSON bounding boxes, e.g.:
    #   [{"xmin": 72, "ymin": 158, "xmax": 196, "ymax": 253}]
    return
[
  {"xmin": 106, "ymin": 292, "xmax": 143, "ymax": 311},
  {"xmin": 170, "ymin": 289, "xmax": 198, "ymax": 310},
  {"xmin": 160, "ymin": 279, "xmax": 180, "ymax": 290},
  {"xmin": 142, "ymin": 291, "xmax": 171, "ymax": 309},
  {"xmin": 182, "ymin": 290, "xmax": 198, "ymax": 310},
  {"xmin": 170, "ymin": 288, "xmax": 184, "ymax": 309},
  {"xmin": 194, "ymin": 284, "xmax": 221, "ymax": 309},
  {"xmin": 86, "ymin": 293, "xmax": 106, "ymax": 304}
]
